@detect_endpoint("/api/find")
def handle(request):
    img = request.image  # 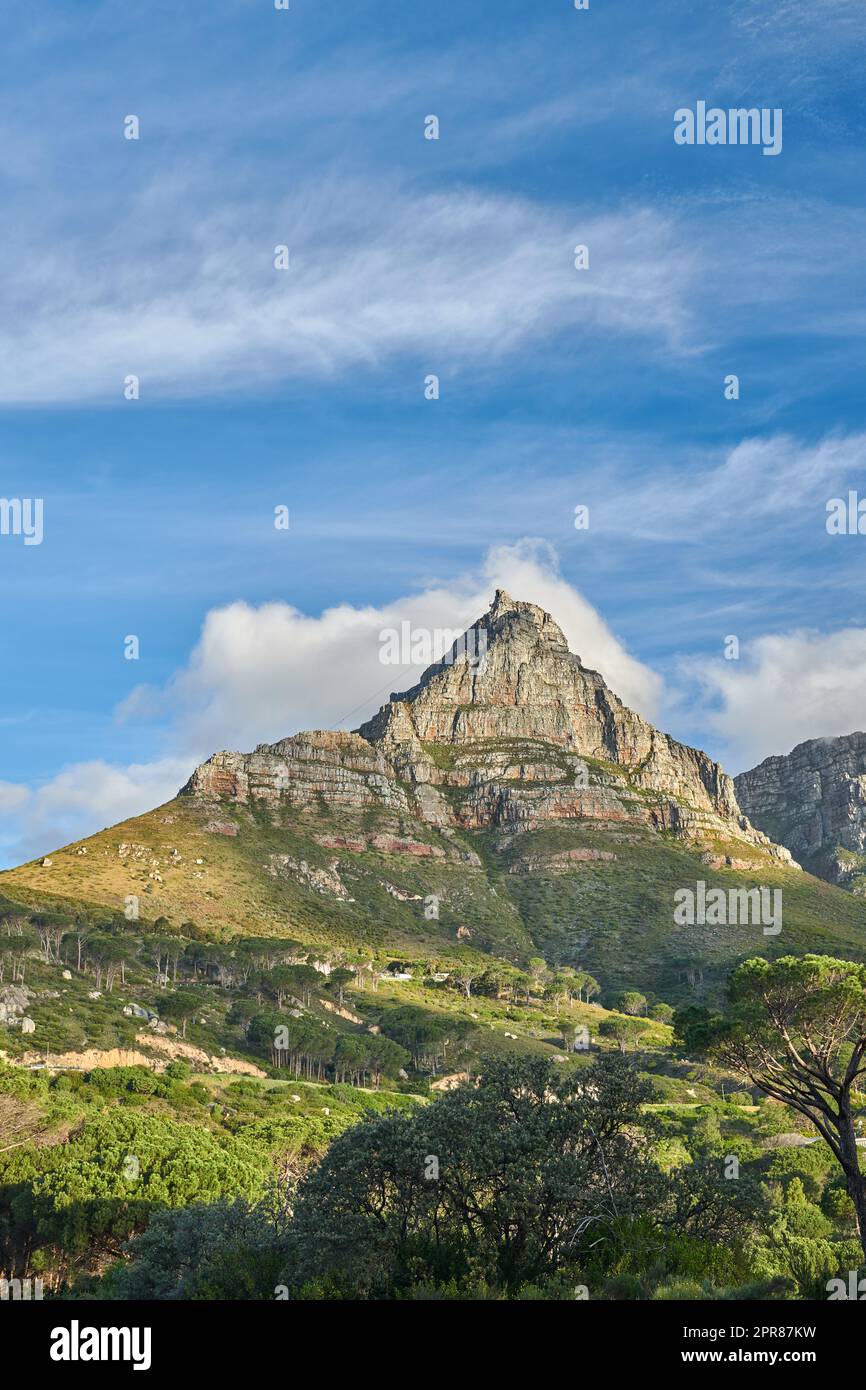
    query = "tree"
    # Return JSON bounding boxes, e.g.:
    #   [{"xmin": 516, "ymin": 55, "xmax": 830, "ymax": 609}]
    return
[
  {"xmin": 157, "ymin": 991, "xmax": 199, "ymax": 1039},
  {"xmin": 547, "ymin": 968, "xmax": 579, "ymax": 1006},
  {"xmin": 333, "ymin": 1034, "xmax": 370, "ymax": 1086},
  {"xmin": 262, "ymin": 965, "xmax": 299, "ymax": 1010},
  {"xmin": 68, "ymin": 916, "xmax": 92, "ymax": 972},
  {"xmin": 147, "ymin": 936, "xmax": 176, "ymax": 985},
  {"xmin": 251, "ymin": 1014, "xmax": 334, "ymax": 1079},
  {"xmin": 380, "ymin": 1005, "xmax": 468, "ymax": 1074},
  {"xmin": 346, "ymin": 950, "xmax": 375, "ymax": 988},
  {"xmin": 712, "ymin": 955, "xmax": 866, "ymax": 1262},
  {"xmin": 650, "ymin": 1002, "xmax": 675, "ymax": 1025},
  {"xmin": 513, "ymin": 972, "xmax": 535, "ymax": 1004},
  {"xmin": 0, "ymin": 914, "xmax": 38, "ymax": 982},
  {"xmin": 575, "ymin": 971, "xmax": 600, "ymax": 1004},
  {"xmin": 325, "ymin": 968, "xmax": 354, "ymax": 1006},
  {"xmin": 88, "ymin": 935, "xmax": 131, "ymax": 991},
  {"xmin": 672, "ymin": 1005, "xmax": 717, "ymax": 1052},
  {"xmin": 367, "ymin": 1036, "xmax": 410, "ymax": 1089},
  {"xmin": 615, "ymin": 991, "xmax": 647, "ymax": 1017},
  {"xmin": 108, "ymin": 1198, "xmax": 289, "ymax": 1301},
  {"xmin": 447, "ymin": 964, "xmax": 480, "ymax": 1000},
  {"xmin": 526, "ymin": 957, "xmax": 549, "ymax": 993},
  {"xmin": 83, "ymin": 934, "xmax": 112, "ymax": 990},
  {"xmin": 598, "ymin": 1016, "xmax": 651, "ymax": 1054},
  {"xmin": 31, "ymin": 913, "xmax": 67, "ymax": 965},
  {"xmin": 287, "ymin": 1053, "xmax": 661, "ymax": 1296},
  {"xmin": 284, "ymin": 965, "xmax": 320, "ymax": 1007},
  {"xmin": 164, "ymin": 936, "xmax": 186, "ymax": 983}
]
